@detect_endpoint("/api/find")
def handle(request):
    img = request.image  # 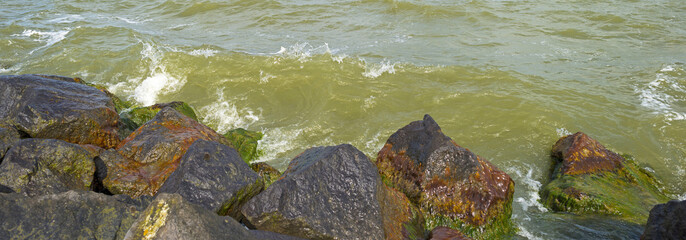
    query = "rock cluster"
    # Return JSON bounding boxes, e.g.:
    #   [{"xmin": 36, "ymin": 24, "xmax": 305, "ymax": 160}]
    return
[{"xmin": 0, "ymin": 74, "xmax": 679, "ymax": 239}]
